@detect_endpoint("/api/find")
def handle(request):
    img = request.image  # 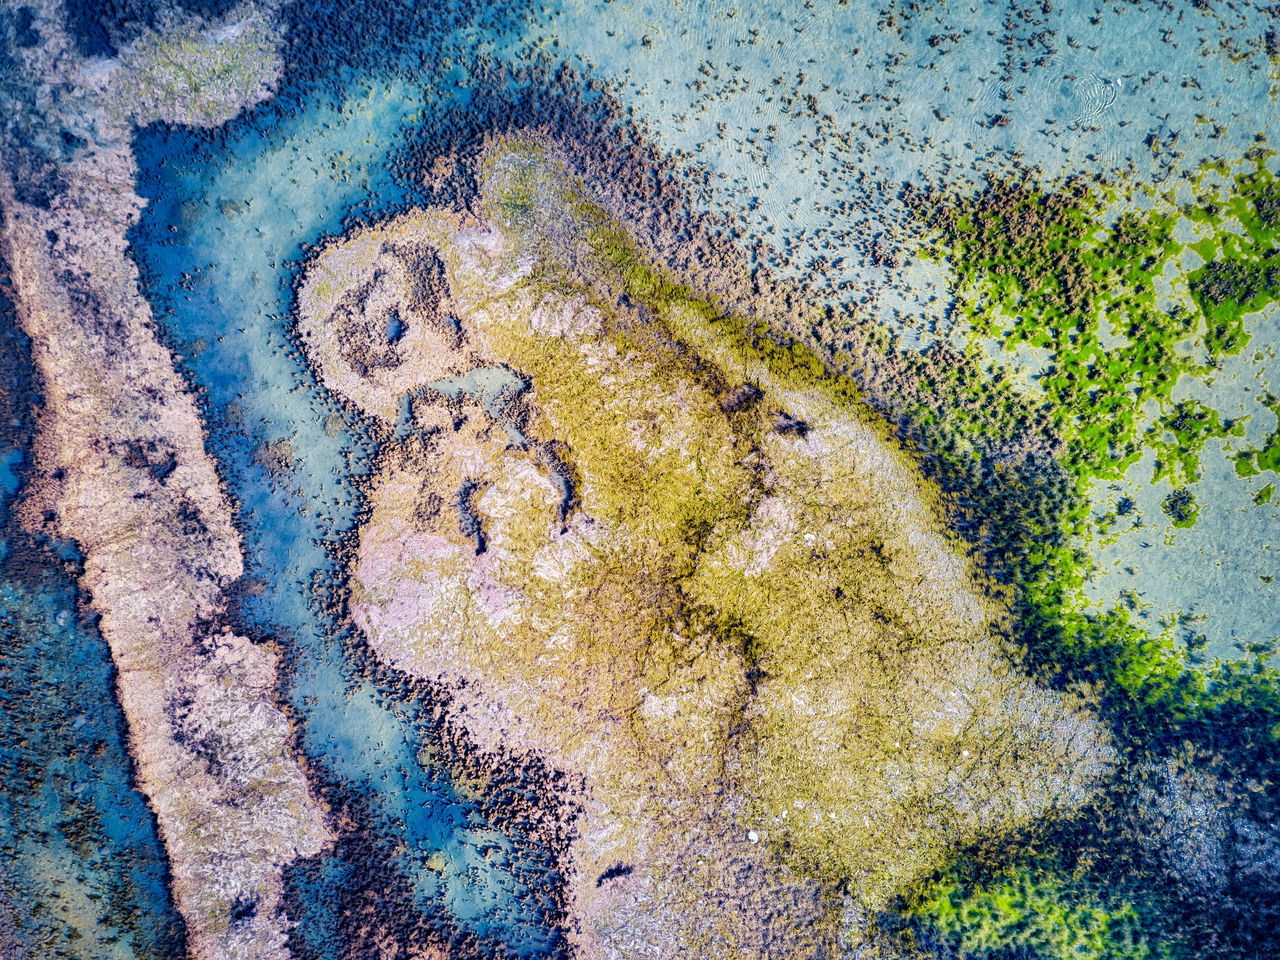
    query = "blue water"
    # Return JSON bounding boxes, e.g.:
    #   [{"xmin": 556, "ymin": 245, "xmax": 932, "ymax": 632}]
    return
[
  {"xmin": 55, "ymin": 0, "xmax": 1280, "ymax": 953},
  {"xmin": 0, "ymin": 264, "xmax": 183, "ymax": 959},
  {"xmin": 131, "ymin": 65, "xmax": 565, "ymax": 958}
]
